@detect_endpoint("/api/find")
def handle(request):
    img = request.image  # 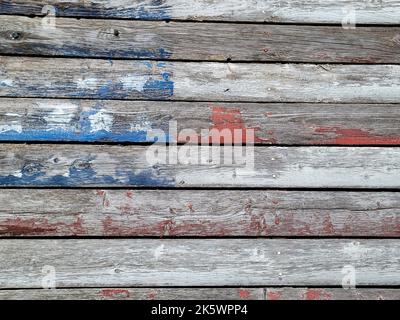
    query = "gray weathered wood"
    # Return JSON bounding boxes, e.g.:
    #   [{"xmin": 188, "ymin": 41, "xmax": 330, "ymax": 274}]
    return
[
  {"xmin": 0, "ymin": 239, "xmax": 398, "ymax": 288},
  {"xmin": 2, "ymin": 15, "xmax": 400, "ymax": 63},
  {"xmin": 0, "ymin": 189, "xmax": 399, "ymax": 237},
  {"xmin": 1, "ymin": 98, "xmax": 400, "ymax": 144},
  {"xmin": 2, "ymin": 57, "xmax": 400, "ymax": 102},
  {"xmin": 0, "ymin": 287, "xmax": 264, "ymax": 300},
  {"xmin": 1, "ymin": 287, "xmax": 399, "ymax": 300},
  {"xmin": 265, "ymin": 288, "xmax": 400, "ymax": 300},
  {"xmin": 1, "ymin": 0, "xmax": 399, "ymax": 24},
  {"xmin": 0, "ymin": 144, "xmax": 400, "ymax": 188}
]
